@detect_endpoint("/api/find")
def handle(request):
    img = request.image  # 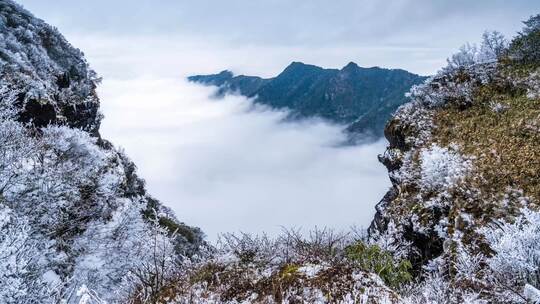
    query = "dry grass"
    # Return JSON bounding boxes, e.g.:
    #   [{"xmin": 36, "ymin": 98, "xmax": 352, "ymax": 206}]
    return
[
  {"xmin": 434, "ymin": 94, "xmax": 540, "ymax": 209},
  {"xmin": 128, "ymin": 229, "xmax": 406, "ymax": 303}
]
